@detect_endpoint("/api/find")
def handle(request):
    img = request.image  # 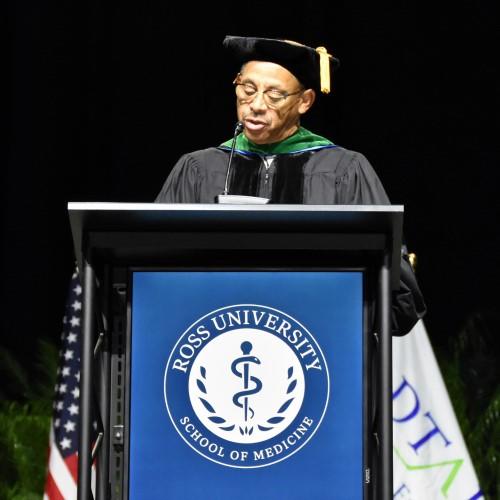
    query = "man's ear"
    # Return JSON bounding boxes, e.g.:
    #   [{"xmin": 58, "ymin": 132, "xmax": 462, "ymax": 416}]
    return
[{"xmin": 298, "ymin": 89, "xmax": 316, "ymax": 115}]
